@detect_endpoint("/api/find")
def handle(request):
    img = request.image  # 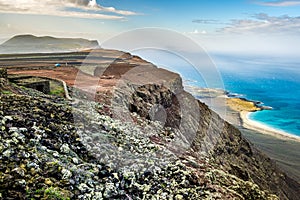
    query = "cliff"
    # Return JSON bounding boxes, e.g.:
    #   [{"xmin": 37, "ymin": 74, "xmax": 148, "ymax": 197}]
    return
[
  {"xmin": 105, "ymin": 60, "xmax": 299, "ymax": 199},
  {"xmin": 0, "ymin": 49, "xmax": 299, "ymax": 199}
]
